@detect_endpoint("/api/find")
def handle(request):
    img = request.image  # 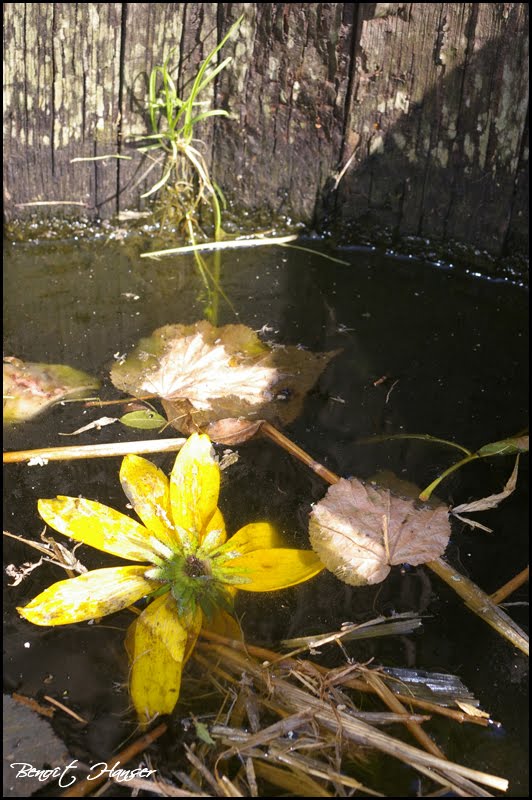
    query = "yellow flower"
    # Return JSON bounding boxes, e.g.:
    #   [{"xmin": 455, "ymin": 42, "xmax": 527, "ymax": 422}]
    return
[{"xmin": 18, "ymin": 433, "xmax": 323, "ymax": 724}]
